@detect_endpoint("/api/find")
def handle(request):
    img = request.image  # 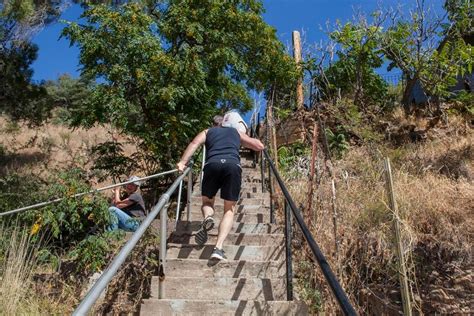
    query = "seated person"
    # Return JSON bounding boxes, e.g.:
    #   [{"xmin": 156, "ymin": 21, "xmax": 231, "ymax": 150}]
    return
[{"xmin": 108, "ymin": 176, "xmax": 146, "ymax": 232}]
